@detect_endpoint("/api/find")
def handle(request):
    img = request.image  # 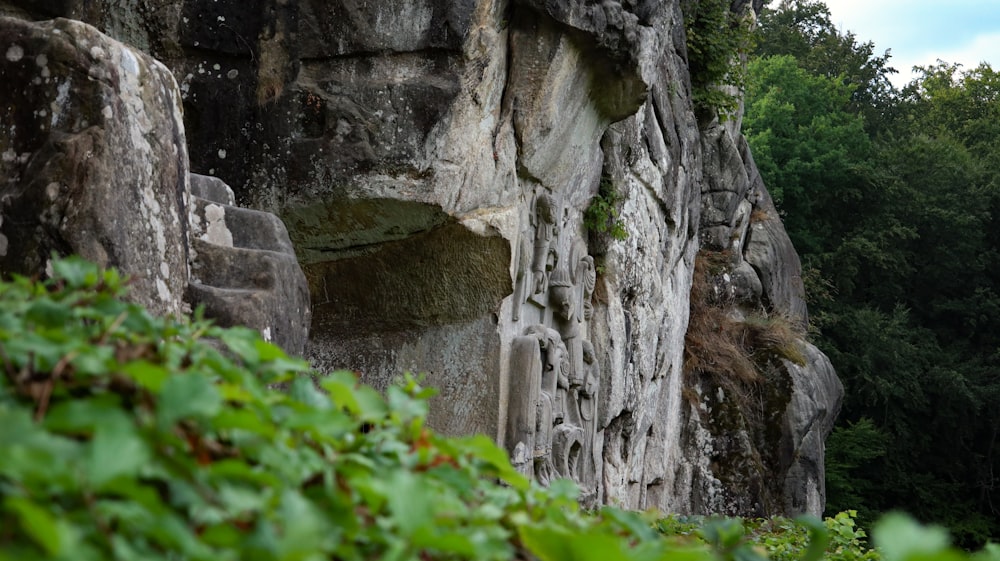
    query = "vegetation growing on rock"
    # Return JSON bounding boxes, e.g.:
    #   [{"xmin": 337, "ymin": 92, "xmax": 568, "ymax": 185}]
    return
[
  {"xmin": 683, "ymin": 0, "xmax": 756, "ymax": 121},
  {"xmin": 584, "ymin": 177, "xmax": 629, "ymax": 242}
]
